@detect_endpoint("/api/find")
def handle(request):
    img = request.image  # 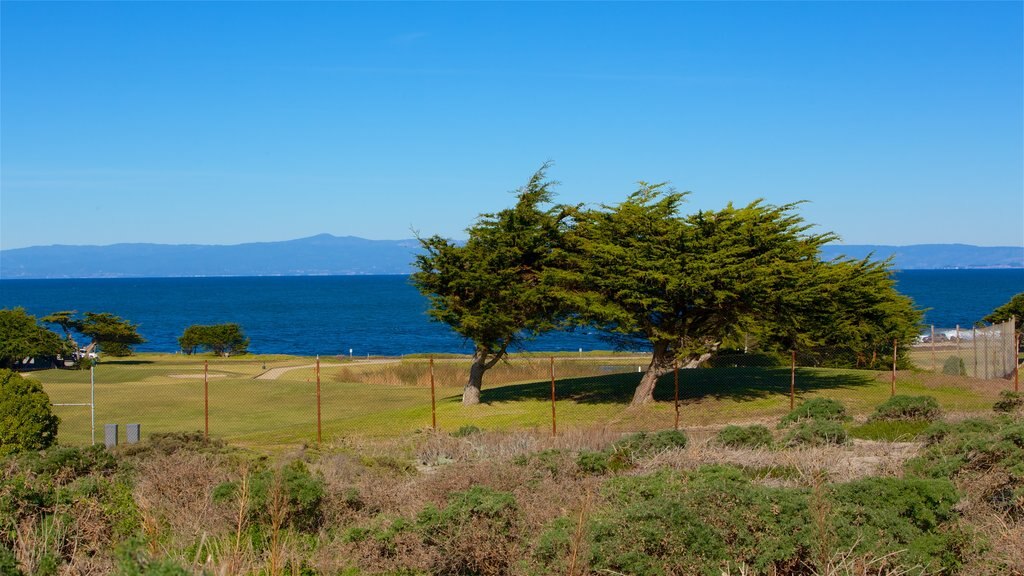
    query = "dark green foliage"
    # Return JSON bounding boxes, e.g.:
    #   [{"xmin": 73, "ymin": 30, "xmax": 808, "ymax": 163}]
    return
[
  {"xmin": 417, "ymin": 486, "xmax": 521, "ymax": 575},
  {"xmin": 575, "ymin": 450, "xmax": 629, "ymax": 475},
  {"xmin": 778, "ymin": 398, "xmax": 849, "ymax": 427},
  {"xmin": 215, "ymin": 460, "xmax": 326, "ymax": 533},
  {"xmin": 412, "ymin": 165, "xmax": 574, "ymax": 403},
  {"xmin": 177, "ymin": 323, "xmax": 249, "ymax": 356},
  {"xmin": 611, "ymin": 429, "xmax": 688, "ymax": 457},
  {"xmin": 587, "ymin": 467, "xmax": 812, "ymax": 576},
  {"xmin": 0, "ymin": 308, "xmax": 66, "ymax": 369},
  {"xmin": 715, "ymin": 424, "xmax": 774, "ymax": 448},
  {"xmin": 115, "ymin": 431, "xmax": 228, "ymax": 457},
  {"xmin": 783, "ymin": 420, "xmax": 847, "ymax": 446},
  {"xmin": 0, "ymin": 369, "xmax": 59, "ymax": 455},
  {"xmin": 993, "ymin": 390, "xmax": 1023, "ymax": 413},
  {"xmin": 73, "ymin": 312, "xmax": 145, "ymax": 357},
  {"xmin": 983, "ymin": 292, "xmax": 1024, "ymax": 334},
  {"xmin": 942, "ymin": 355, "xmax": 967, "ymax": 375},
  {"xmin": 451, "ymin": 424, "xmax": 481, "ymax": 438},
  {"xmin": 115, "ymin": 538, "xmax": 192, "ymax": 576},
  {"xmin": 0, "ymin": 544, "xmax": 23, "ymax": 576},
  {"xmin": 849, "ymin": 419, "xmax": 931, "ymax": 441},
  {"xmin": 829, "ymin": 477, "xmax": 967, "ymax": 572},
  {"xmin": 908, "ymin": 417, "xmax": 1024, "ymax": 517},
  {"xmin": 869, "ymin": 395, "xmax": 942, "ymax": 422}
]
